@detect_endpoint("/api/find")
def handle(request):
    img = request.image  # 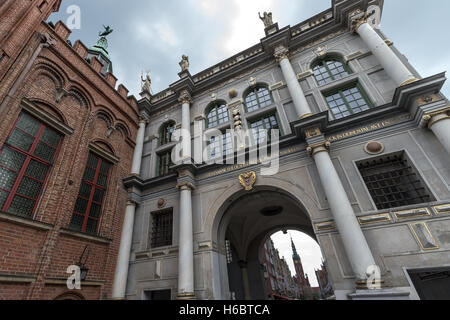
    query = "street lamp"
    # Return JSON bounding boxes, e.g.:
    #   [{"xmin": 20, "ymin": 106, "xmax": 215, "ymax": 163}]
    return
[{"xmin": 76, "ymin": 245, "xmax": 90, "ymax": 281}]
